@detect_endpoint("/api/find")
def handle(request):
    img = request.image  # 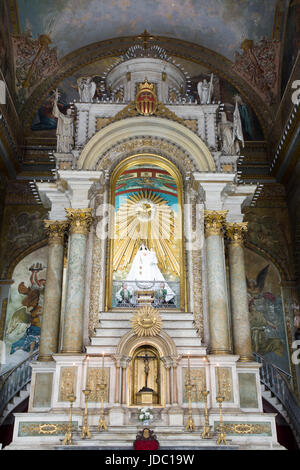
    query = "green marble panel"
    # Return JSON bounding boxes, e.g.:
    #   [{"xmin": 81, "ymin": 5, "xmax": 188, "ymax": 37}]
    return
[
  {"xmin": 33, "ymin": 372, "xmax": 53, "ymax": 408},
  {"xmin": 18, "ymin": 421, "xmax": 78, "ymax": 437},
  {"xmin": 238, "ymin": 372, "xmax": 259, "ymax": 408},
  {"xmin": 214, "ymin": 421, "xmax": 272, "ymax": 436}
]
